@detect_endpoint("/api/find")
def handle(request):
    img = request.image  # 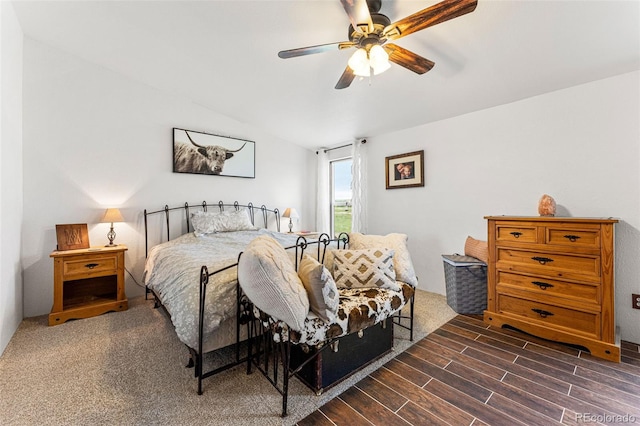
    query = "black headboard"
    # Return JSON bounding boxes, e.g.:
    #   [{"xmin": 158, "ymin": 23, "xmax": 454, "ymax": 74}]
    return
[{"xmin": 144, "ymin": 201, "xmax": 281, "ymax": 257}]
